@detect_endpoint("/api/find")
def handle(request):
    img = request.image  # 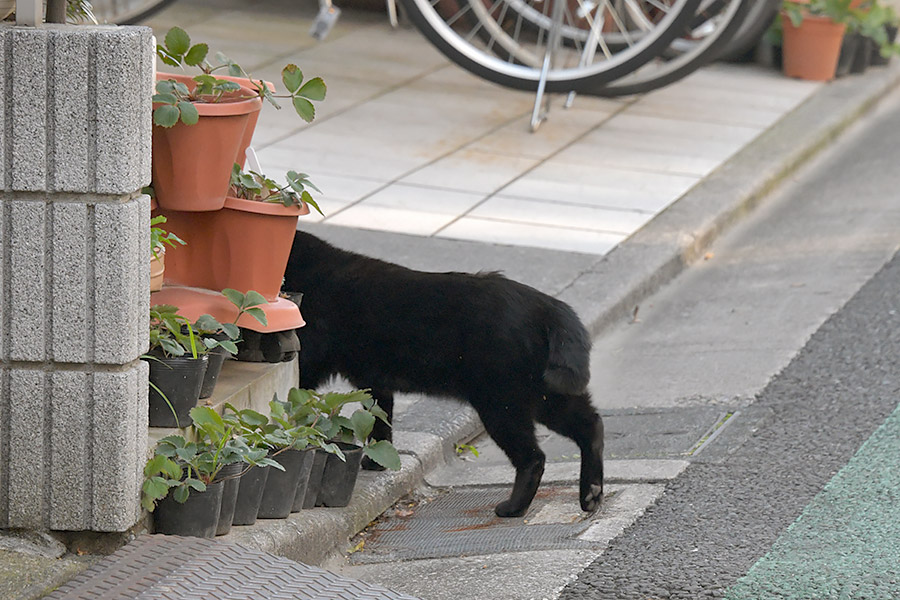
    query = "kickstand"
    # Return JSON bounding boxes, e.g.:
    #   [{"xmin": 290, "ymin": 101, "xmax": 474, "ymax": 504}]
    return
[{"xmin": 530, "ymin": 0, "xmax": 567, "ymax": 132}]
